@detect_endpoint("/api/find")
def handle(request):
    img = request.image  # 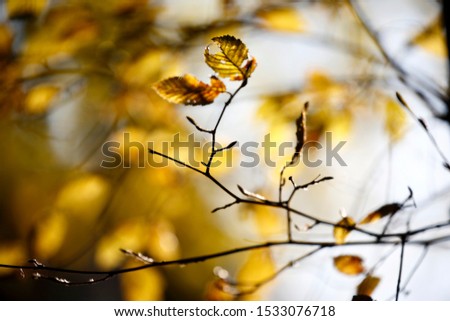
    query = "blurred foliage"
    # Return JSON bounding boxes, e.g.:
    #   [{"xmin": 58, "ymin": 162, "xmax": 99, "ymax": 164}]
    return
[{"xmin": 0, "ymin": 0, "xmax": 446, "ymax": 300}]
